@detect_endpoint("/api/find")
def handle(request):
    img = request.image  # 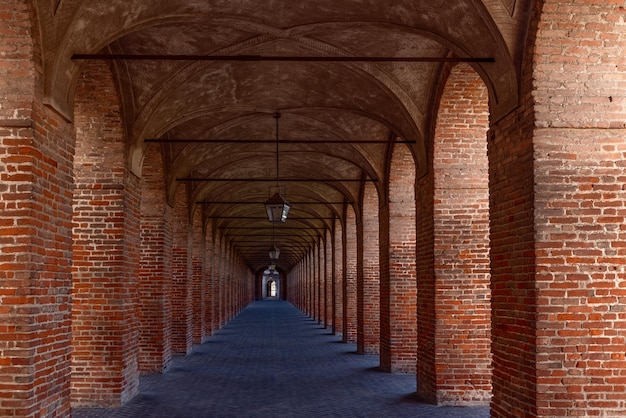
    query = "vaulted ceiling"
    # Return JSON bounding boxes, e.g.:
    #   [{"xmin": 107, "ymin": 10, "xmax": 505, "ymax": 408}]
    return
[{"xmin": 34, "ymin": 0, "xmax": 533, "ymax": 273}]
